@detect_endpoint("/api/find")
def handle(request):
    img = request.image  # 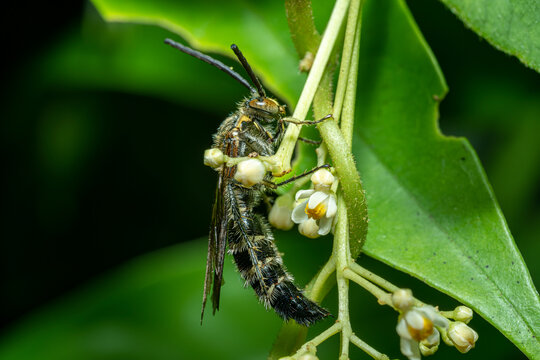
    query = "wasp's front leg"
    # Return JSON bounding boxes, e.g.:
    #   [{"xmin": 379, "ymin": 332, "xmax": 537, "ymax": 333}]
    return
[
  {"xmin": 263, "ymin": 164, "xmax": 332, "ymax": 189},
  {"xmin": 281, "ymin": 114, "xmax": 333, "ymax": 126}
]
